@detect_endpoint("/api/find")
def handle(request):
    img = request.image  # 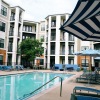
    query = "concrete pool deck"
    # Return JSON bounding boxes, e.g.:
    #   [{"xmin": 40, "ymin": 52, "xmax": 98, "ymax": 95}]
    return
[{"xmin": 0, "ymin": 70, "xmax": 100, "ymax": 100}]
